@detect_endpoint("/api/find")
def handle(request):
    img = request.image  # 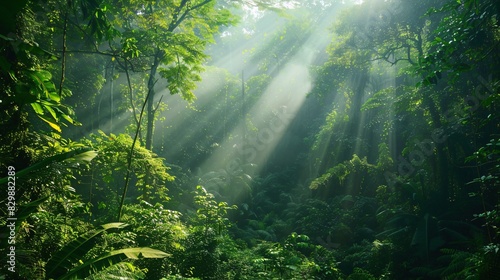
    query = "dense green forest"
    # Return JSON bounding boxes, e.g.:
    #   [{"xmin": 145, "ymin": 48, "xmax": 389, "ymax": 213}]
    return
[{"xmin": 1, "ymin": 0, "xmax": 499, "ymax": 279}]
